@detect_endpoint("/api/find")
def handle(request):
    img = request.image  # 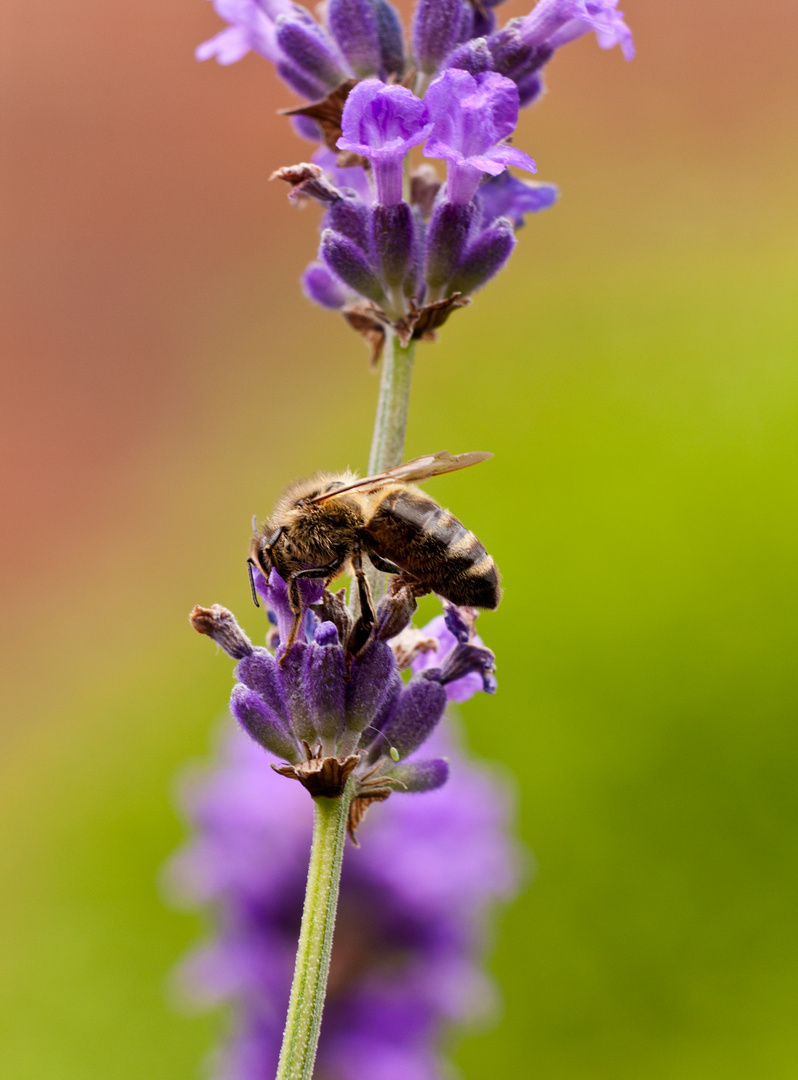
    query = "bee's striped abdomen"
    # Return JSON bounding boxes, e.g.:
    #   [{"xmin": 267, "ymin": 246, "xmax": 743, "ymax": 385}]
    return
[{"xmin": 365, "ymin": 488, "xmax": 501, "ymax": 609}]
